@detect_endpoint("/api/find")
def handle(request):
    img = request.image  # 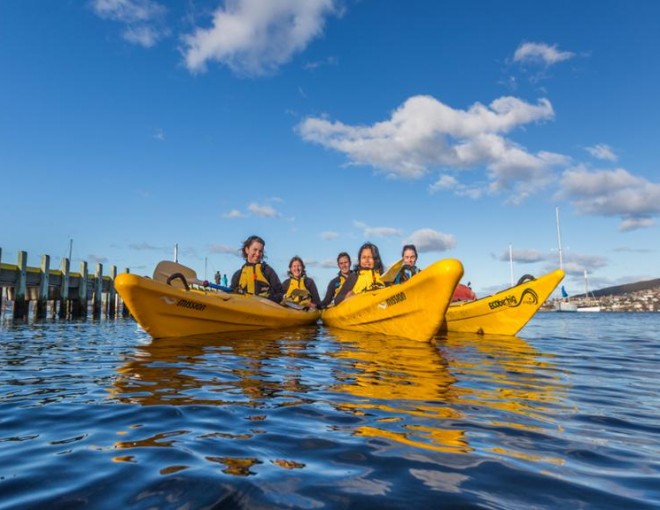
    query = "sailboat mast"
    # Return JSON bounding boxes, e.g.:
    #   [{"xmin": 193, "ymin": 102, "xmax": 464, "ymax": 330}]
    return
[
  {"xmin": 509, "ymin": 244, "xmax": 514, "ymax": 287},
  {"xmin": 556, "ymin": 207, "xmax": 564, "ymax": 270}
]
